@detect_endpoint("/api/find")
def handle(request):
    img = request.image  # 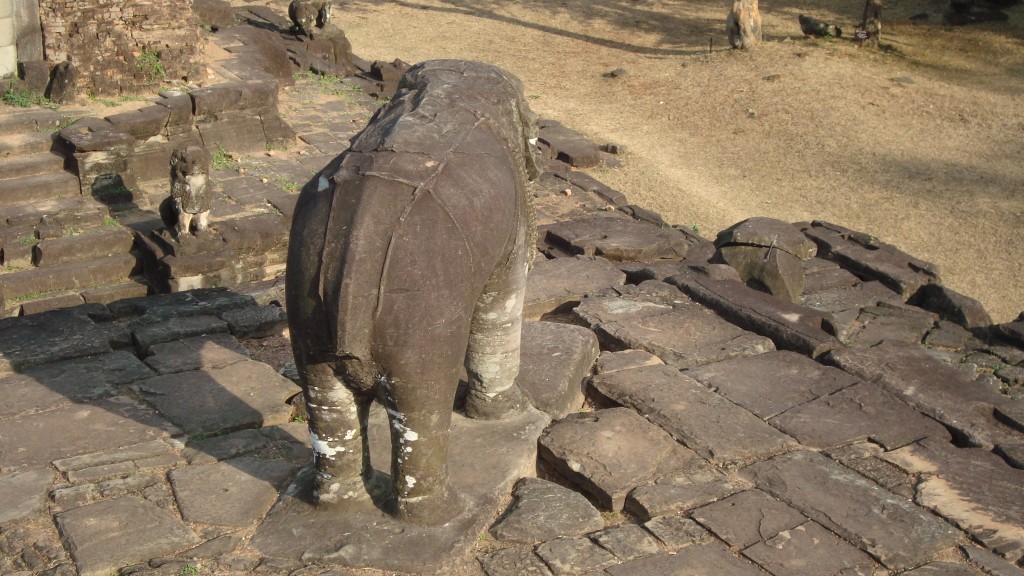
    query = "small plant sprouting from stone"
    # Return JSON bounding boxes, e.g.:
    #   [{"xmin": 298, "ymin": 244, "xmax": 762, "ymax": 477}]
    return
[
  {"xmin": 103, "ymin": 217, "xmax": 119, "ymax": 227},
  {"xmin": 210, "ymin": 146, "xmax": 239, "ymax": 172},
  {"xmin": 18, "ymin": 235, "xmax": 39, "ymax": 245},
  {"xmin": 178, "ymin": 564, "xmax": 201, "ymax": 576},
  {"xmin": 691, "ymin": 223, "xmax": 701, "ymax": 234},
  {"xmin": 2, "ymin": 86, "xmax": 56, "ymax": 109},
  {"xmin": 136, "ymin": 50, "xmax": 166, "ymax": 83}
]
